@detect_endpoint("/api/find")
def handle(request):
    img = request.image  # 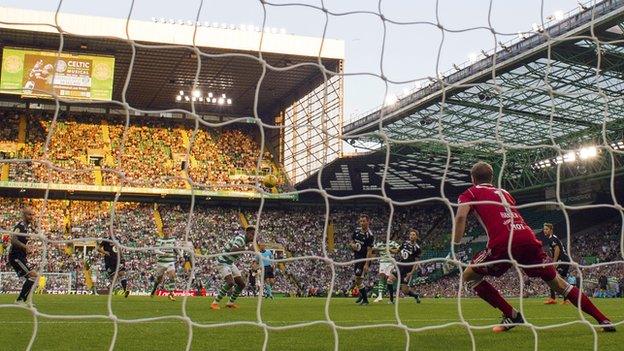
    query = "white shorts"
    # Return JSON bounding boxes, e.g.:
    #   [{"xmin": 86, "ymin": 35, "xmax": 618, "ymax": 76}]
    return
[
  {"xmin": 379, "ymin": 262, "xmax": 394, "ymax": 276},
  {"xmin": 217, "ymin": 263, "xmax": 241, "ymax": 278},
  {"xmin": 156, "ymin": 262, "xmax": 176, "ymax": 276}
]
